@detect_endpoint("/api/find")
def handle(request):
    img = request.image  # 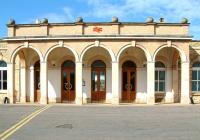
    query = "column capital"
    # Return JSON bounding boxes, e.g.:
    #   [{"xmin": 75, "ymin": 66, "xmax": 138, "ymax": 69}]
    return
[
  {"xmin": 147, "ymin": 61, "xmax": 155, "ymax": 64},
  {"xmin": 29, "ymin": 66, "xmax": 34, "ymax": 70},
  {"xmin": 181, "ymin": 61, "xmax": 190, "ymax": 64},
  {"xmin": 7, "ymin": 62, "xmax": 14, "ymax": 65},
  {"xmin": 112, "ymin": 61, "xmax": 119, "ymax": 64},
  {"xmin": 75, "ymin": 61, "xmax": 82, "ymax": 64},
  {"xmin": 41, "ymin": 61, "xmax": 47, "ymax": 64}
]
